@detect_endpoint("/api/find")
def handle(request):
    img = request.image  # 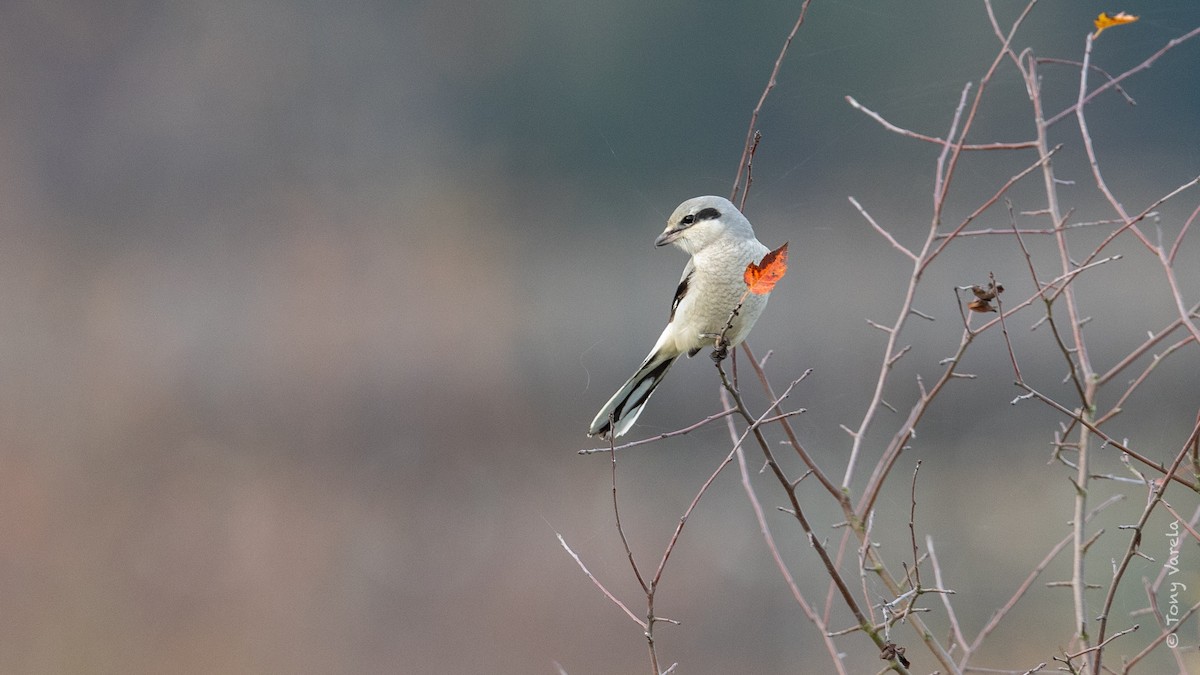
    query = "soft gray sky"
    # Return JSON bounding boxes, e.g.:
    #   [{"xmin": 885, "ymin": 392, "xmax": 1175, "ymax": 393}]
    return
[{"xmin": 0, "ymin": 1, "xmax": 1198, "ymax": 673}]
